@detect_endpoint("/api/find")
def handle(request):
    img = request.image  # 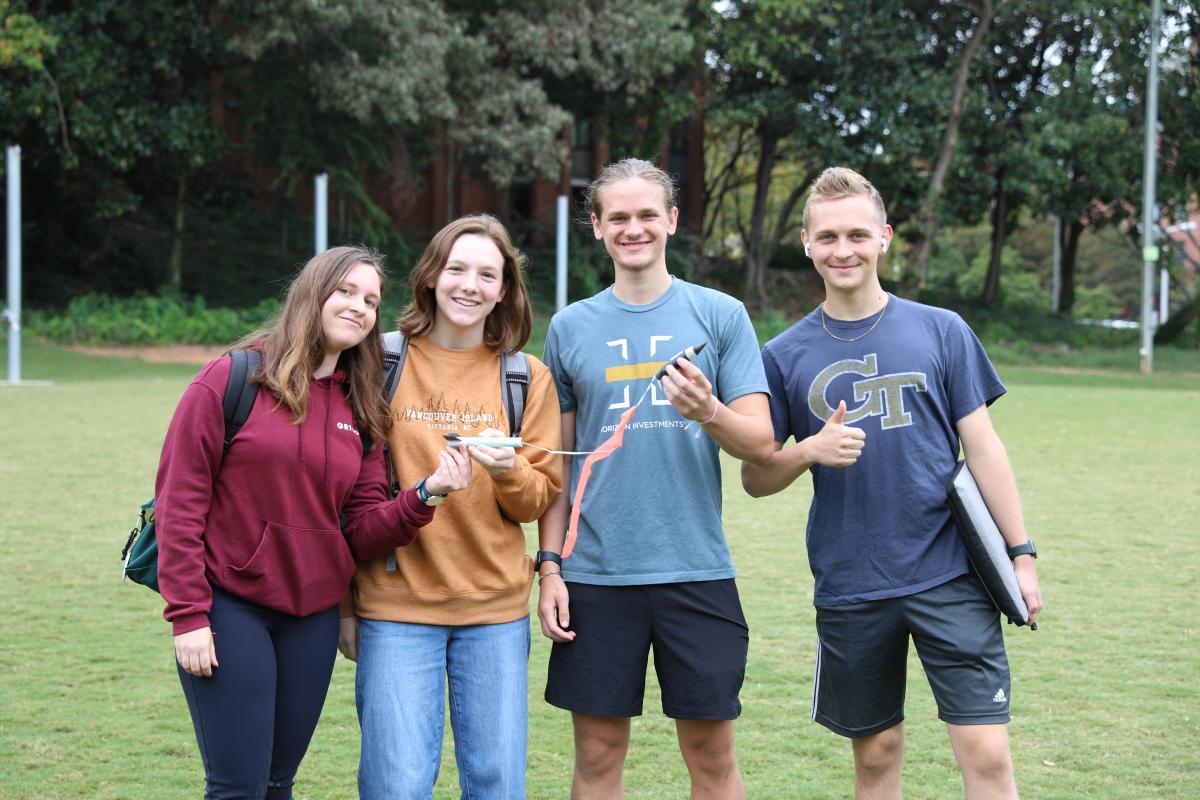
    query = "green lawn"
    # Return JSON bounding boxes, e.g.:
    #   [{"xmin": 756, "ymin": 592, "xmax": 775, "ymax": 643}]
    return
[{"xmin": 1, "ymin": 342, "xmax": 1198, "ymax": 798}]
